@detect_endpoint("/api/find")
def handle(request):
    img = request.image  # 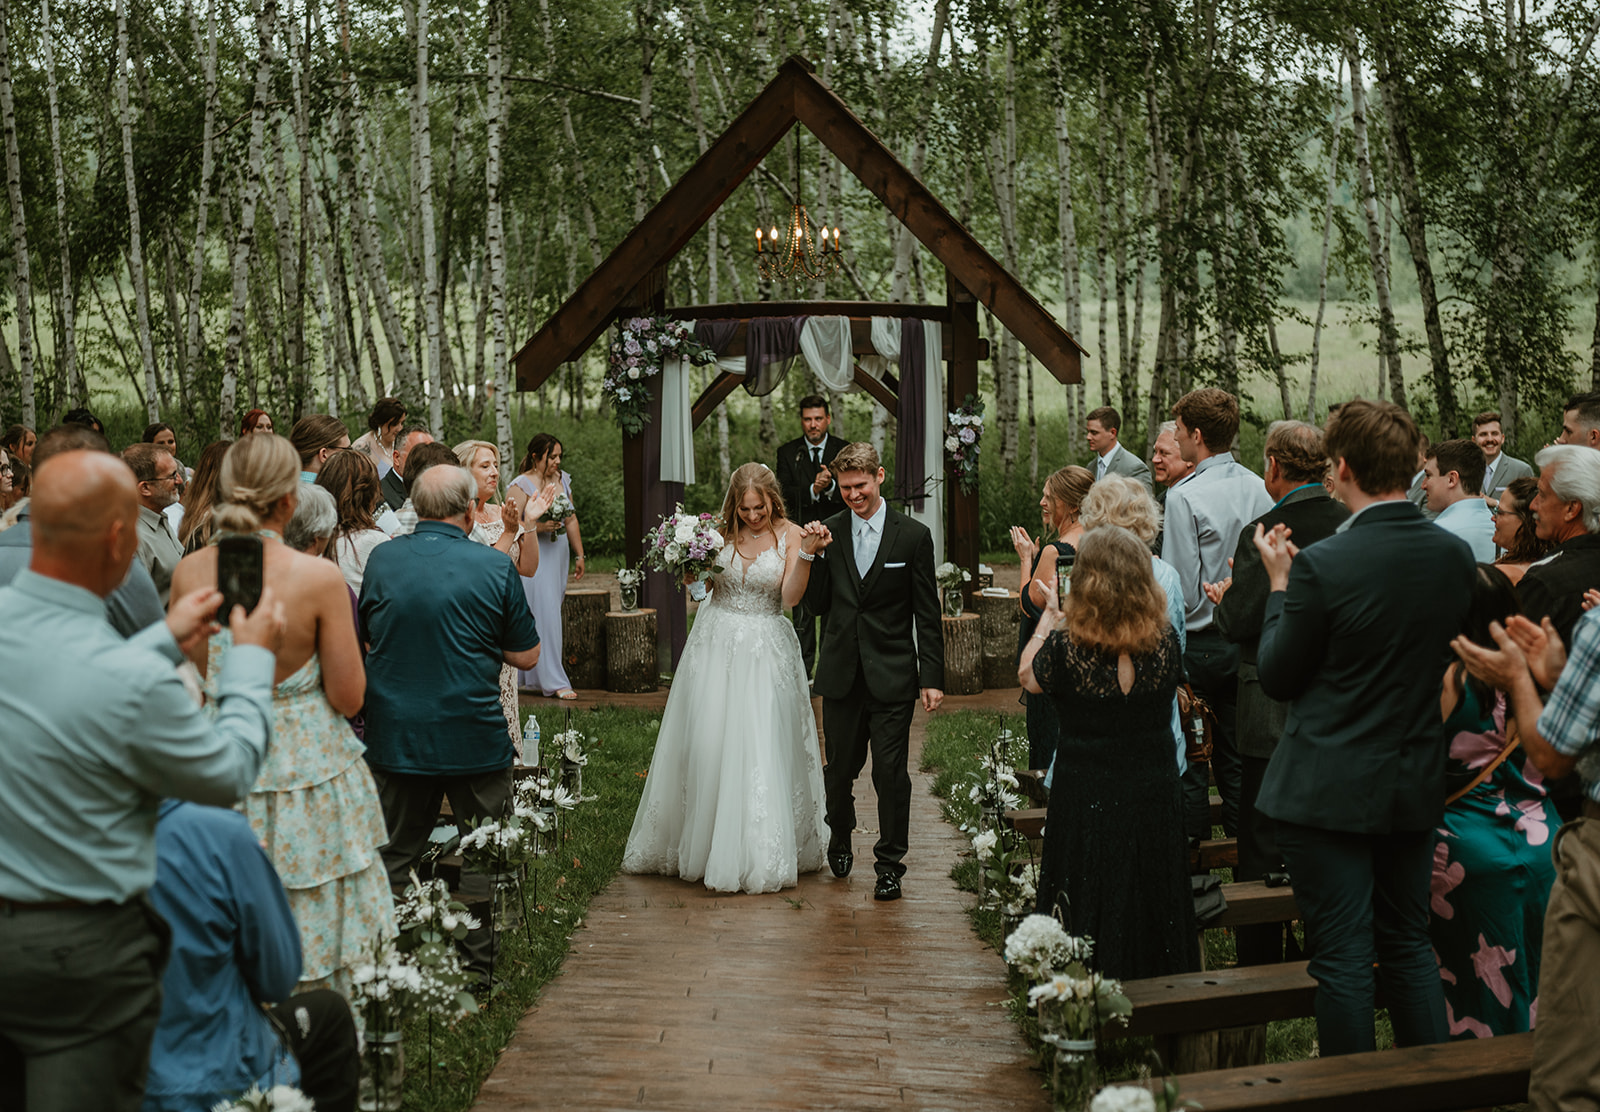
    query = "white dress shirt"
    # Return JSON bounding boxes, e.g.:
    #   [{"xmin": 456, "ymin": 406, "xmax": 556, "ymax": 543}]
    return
[
  {"xmin": 1095, "ymin": 444, "xmax": 1119, "ymax": 481},
  {"xmin": 853, "ymin": 498, "xmax": 888, "ymax": 579}
]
